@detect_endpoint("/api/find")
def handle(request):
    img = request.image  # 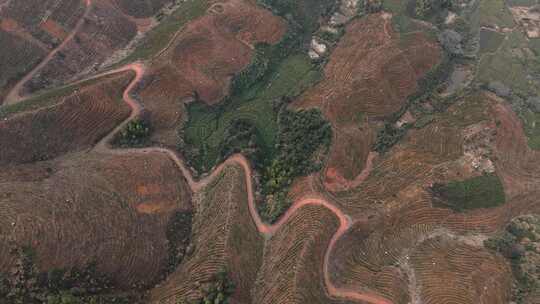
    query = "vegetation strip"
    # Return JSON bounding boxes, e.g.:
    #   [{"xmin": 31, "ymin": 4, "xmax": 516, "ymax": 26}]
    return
[{"xmin": 45, "ymin": 43, "xmax": 393, "ymax": 304}]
